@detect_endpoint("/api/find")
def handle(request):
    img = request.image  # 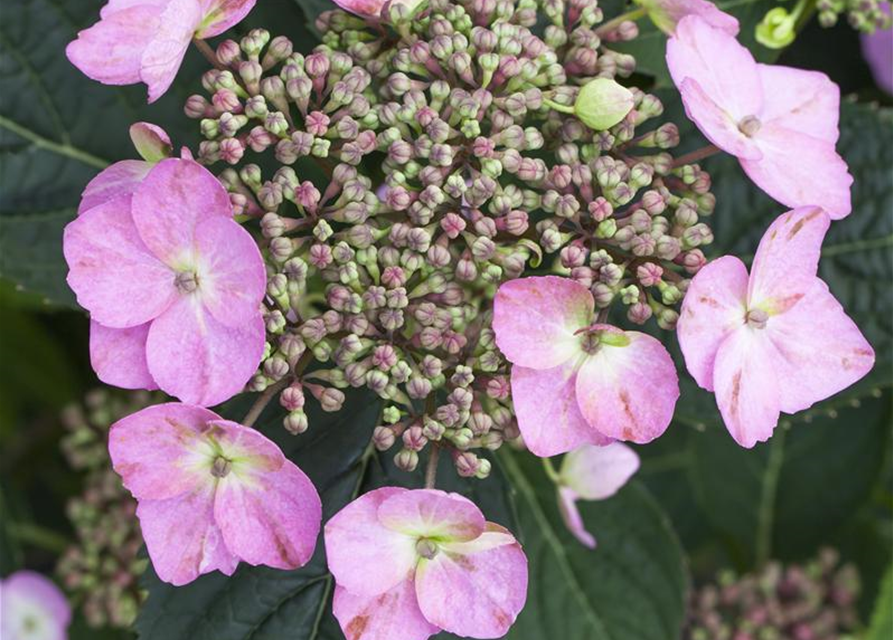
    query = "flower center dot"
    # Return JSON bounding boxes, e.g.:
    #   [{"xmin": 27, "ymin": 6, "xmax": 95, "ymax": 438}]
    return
[
  {"xmin": 416, "ymin": 538, "xmax": 439, "ymax": 559},
  {"xmin": 738, "ymin": 115, "xmax": 762, "ymax": 137},
  {"xmin": 211, "ymin": 457, "xmax": 232, "ymax": 478},
  {"xmin": 746, "ymin": 308, "xmax": 769, "ymax": 329},
  {"xmin": 175, "ymin": 270, "xmax": 200, "ymax": 294}
]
